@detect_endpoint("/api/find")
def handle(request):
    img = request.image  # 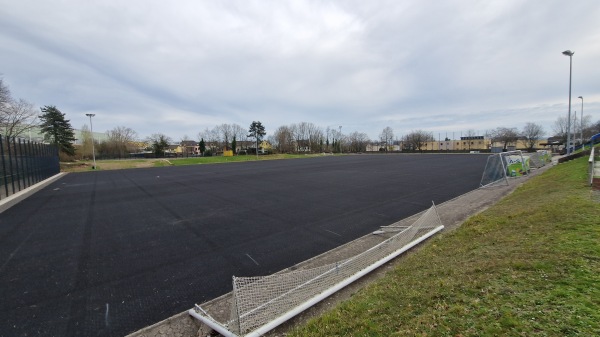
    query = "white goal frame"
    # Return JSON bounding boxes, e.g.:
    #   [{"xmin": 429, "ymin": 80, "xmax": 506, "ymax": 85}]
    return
[
  {"xmin": 189, "ymin": 204, "xmax": 444, "ymax": 337},
  {"xmin": 480, "ymin": 150, "xmax": 528, "ymax": 188}
]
